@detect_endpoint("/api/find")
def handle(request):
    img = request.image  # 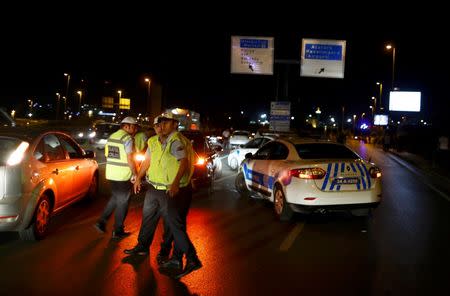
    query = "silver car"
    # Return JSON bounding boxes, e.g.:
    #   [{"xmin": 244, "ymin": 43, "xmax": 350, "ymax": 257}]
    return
[{"xmin": 0, "ymin": 128, "xmax": 99, "ymax": 240}]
